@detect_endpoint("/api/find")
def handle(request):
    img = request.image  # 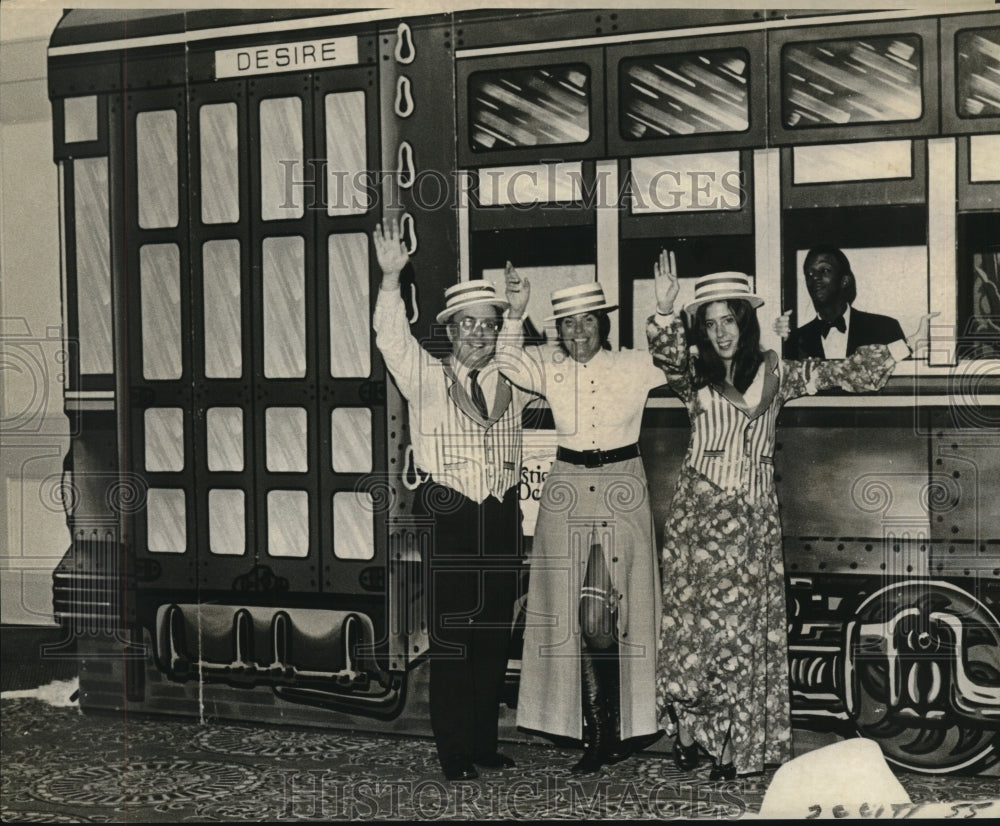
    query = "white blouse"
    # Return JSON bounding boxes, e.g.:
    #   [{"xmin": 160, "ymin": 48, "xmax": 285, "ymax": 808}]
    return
[{"xmin": 496, "ymin": 319, "xmax": 670, "ymax": 451}]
